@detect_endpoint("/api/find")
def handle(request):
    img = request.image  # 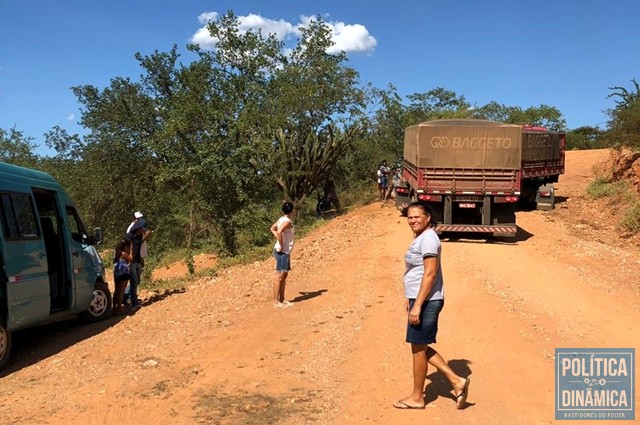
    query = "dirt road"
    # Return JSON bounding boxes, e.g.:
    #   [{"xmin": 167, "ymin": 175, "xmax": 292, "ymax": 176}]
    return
[{"xmin": 1, "ymin": 149, "xmax": 638, "ymax": 425}]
